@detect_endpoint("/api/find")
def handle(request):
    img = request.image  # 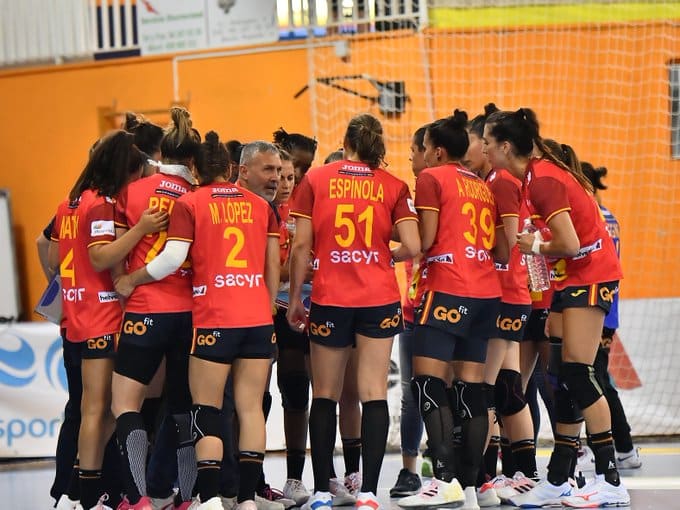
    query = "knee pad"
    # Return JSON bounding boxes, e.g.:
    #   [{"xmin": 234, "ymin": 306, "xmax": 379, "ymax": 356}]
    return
[
  {"xmin": 554, "ymin": 387, "xmax": 584, "ymax": 424},
  {"xmin": 495, "ymin": 369, "xmax": 526, "ymax": 417},
  {"xmin": 190, "ymin": 405, "xmax": 222, "ymax": 442},
  {"xmin": 483, "ymin": 383, "xmax": 496, "ymax": 411},
  {"xmin": 172, "ymin": 412, "xmax": 194, "ymax": 447},
  {"xmin": 411, "ymin": 375, "xmax": 448, "ymax": 417},
  {"xmin": 278, "ymin": 371, "xmax": 310, "ymax": 412},
  {"xmin": 560, "ymin": 362, "xmax": 603, "ymax": 410},
  {"xmin": 455, "ymin": 381, "xmax": 487, "ymax": 420}
]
